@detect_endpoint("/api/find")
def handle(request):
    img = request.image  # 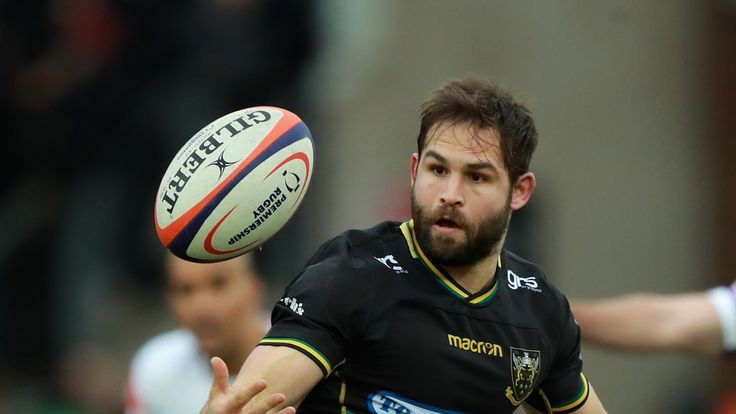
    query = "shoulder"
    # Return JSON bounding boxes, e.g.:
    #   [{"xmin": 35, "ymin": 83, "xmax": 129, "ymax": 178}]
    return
[
  {"xmin": 281, "ymin": 222, "xmax": 407, "ymax": 309},
  {"xmin": 308, "ymin": 221, "xmax": 404, "ymax": 261},
  {"xmin": 130, "ymin": 329, "xmax": 202, "ymax": 386},
  {"xmin": 301, "ymin": 221, "xmax": 406, "ymax": 279},
  {"xmin": 501, "ymin": 250, "xmax": 574, "ymax": 322},
  {"xmin": 502, "ymin": 250, "xmax": 560, "ymax": 297}
]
